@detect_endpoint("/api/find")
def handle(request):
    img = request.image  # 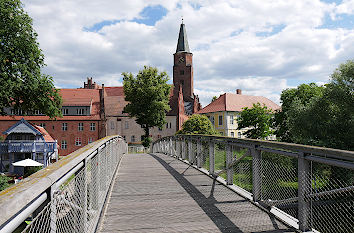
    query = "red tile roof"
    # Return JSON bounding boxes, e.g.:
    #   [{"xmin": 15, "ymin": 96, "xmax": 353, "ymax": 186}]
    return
[
  {"xmin": 105, "ymin": 87, "xmax": 124, "ymax": 97},
  {"xmin": 60, "ymin": 89, "xmax": 99, "ymax": 107},
  {"xmin": 197, "ymin": 93, "xmax": 280, "ymax": 114},
  {"xmin": 33, "ymin": 125, "xmax": 56, "ymax": 142},
  {"xmin": 0, "ymin": 88, "xmax": 101, "ymax": 121}
]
